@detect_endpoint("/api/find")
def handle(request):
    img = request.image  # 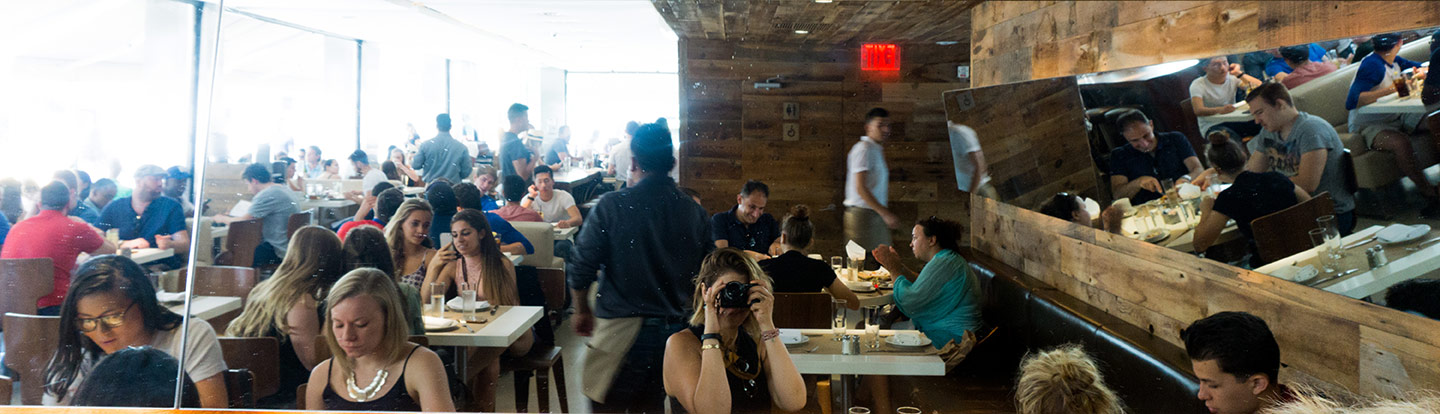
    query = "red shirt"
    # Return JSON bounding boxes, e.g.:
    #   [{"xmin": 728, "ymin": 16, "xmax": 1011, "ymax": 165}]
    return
[
  {"xmin": 337, "ymin": 220, "xmax": 383, "ymax": 241},
  {"xmin": 495, "ymin": 205, "xmax": 543, "ymax": 223},
  {"xmin": 0, "ymin": 210, "xmax": 104, "ymax": 308},
  {"xmin": 1280, "ymin": 61, "xmax": 1336, "ymax": 89}
]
